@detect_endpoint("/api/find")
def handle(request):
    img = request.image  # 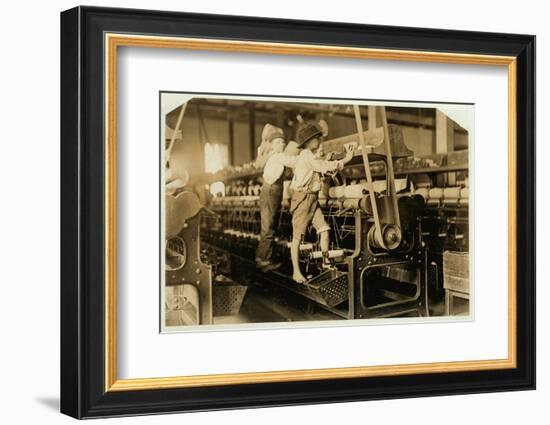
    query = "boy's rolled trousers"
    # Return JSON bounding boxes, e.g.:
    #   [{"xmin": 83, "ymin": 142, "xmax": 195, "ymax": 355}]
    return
[{"xmin": 290, "ymin": 122, "xmax": 354, "ymax": 283}]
